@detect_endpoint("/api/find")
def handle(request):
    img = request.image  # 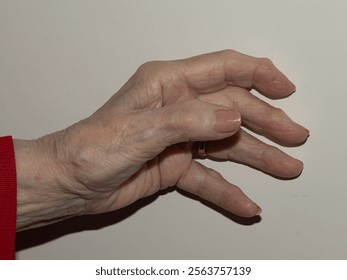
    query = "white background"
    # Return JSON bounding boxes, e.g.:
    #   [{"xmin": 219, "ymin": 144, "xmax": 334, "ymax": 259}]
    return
[{"xmin": 0, "ymin": 0, "xmax": 346, "ymax": 259}]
